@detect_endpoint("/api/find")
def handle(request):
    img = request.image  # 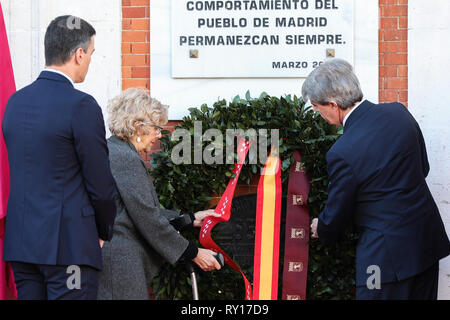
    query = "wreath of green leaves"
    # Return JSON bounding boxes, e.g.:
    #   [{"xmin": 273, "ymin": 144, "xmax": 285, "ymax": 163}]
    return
[{"xmin": 149, "ymin": 92, "xmax": 357, "ymax": 300}]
